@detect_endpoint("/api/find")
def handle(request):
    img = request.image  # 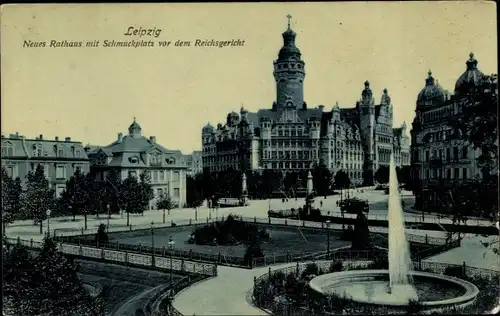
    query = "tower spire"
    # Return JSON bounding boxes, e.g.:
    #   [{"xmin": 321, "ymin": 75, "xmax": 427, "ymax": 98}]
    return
[{"xmin": 286, "ymin": 14, "xmax": 292, "ymax": 29}]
